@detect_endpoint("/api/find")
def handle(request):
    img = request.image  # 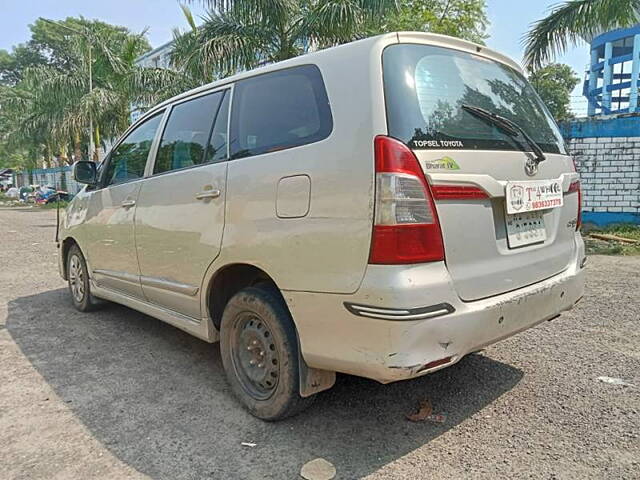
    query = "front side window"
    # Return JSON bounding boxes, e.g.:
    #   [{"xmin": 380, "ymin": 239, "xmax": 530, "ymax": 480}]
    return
[
  {"xmin": 104, "ymin": 113, "xmax": 163, "ymax": 187},
  {"xmin": 383, "ymin": 44, "xmax": 567, "ymax": 154},
  {"xmin": 230, "ymin": 65, "xmax": 332, "ymax": 159},
  {"xmin": 154, "ymin": 90, "xmax": 227, "ymax": 175}
]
